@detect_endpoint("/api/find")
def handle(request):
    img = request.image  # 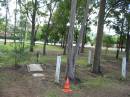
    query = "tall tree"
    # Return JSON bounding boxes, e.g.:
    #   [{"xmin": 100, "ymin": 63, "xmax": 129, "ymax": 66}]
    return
[
  {"xmin": 92, "ymin": 0, "xmax": 106, "ymax": 73},
  {"xmin": 66, "ymin": 0, "xmax": 77, "ymax": 80},
  {"xmin": 4, "ymin": 0, "xmax": 8, "ymax": 45},
  {"xmin": 51, "ymin": 0, "xmax": 70, "ymax": 55},
  {"xmin": 126, "ymin": 13, "xmax": 130, "ymax": 64},
  {"xmin": 66, "ymin": 0, "xmax": 90, "ymax": 80},
  {"xmin": 30, "ymin": 0, "xmax": 37, "ymax": 52},
  {"xmin": 43, "ymin": 0, "xmax": 57, "ymax": 55},
  {"xmin": 14, "ymin": 0, "xmax": 18, "ymax": 66}
]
